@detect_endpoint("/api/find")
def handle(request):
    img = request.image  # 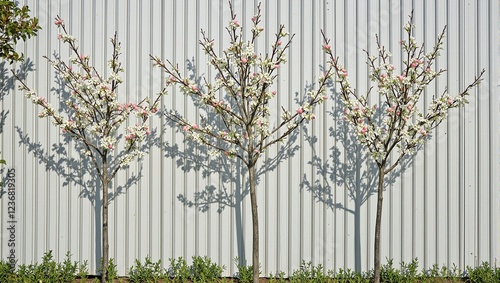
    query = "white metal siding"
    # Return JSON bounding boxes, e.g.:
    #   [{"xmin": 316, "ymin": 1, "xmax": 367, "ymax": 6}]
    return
[{"xmin": 1, "ymin": 0, "xmax": 498, "ymax": 277}]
